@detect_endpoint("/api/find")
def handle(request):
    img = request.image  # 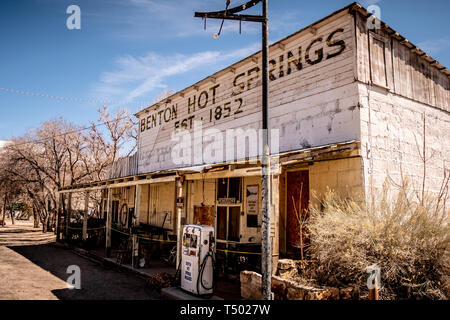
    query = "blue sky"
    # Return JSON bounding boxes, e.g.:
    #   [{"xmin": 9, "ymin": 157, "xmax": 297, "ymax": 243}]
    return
[{"xmin": 1, "ymin": 0, "xmax": 449, "ymax": 140}]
